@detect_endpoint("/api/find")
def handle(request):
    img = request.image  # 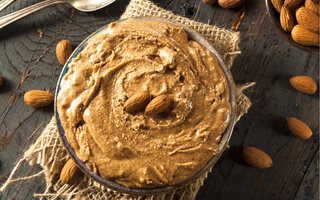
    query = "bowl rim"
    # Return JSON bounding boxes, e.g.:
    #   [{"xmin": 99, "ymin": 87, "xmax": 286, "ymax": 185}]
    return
[
  {"xmin": 54, "ymin": 17, "xmax": 236, "ymax": 195},
  {"xmin": 265, "ymin": 0, "xmax": 319, "ymax": 55}
]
